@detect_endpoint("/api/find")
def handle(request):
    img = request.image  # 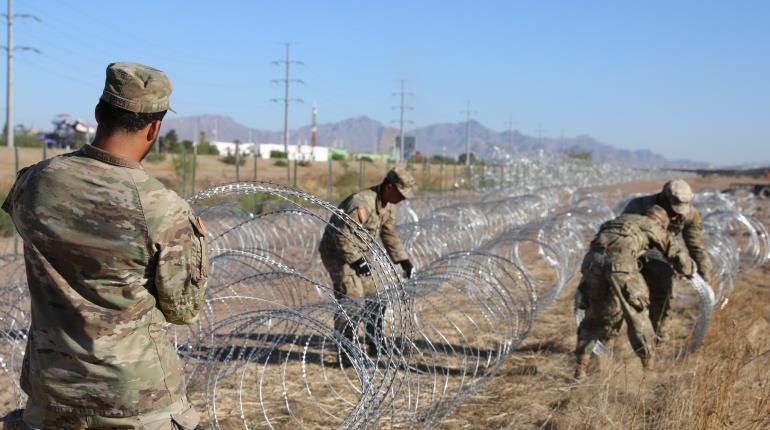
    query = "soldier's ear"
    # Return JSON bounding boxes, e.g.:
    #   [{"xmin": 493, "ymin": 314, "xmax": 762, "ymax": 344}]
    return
[
  {"xmin": 94, "ymin": 104, "xmax": 102, "ymax": 123},
  {"xmin": 145, "ymin": 119, "xmax": 162, "ymax": 144}
]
